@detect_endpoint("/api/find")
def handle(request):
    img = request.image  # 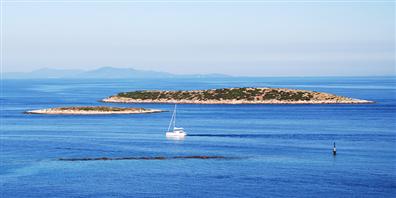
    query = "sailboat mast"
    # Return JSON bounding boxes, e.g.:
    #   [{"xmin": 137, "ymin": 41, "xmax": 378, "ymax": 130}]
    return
[
  {"xmin": 167, "ymin": 104, "xmax": 177, "ymax": 132},
  {"xmin": 174, "ymin": 104, "xmax": 177, "ymax": 128}
]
